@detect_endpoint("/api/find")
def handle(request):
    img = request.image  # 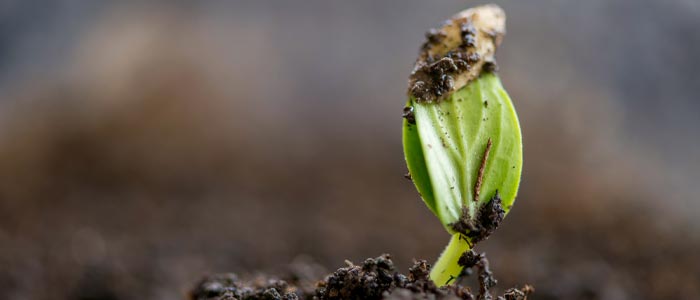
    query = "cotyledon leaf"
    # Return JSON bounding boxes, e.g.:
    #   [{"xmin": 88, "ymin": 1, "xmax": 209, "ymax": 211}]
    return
[{"xmin": 403, "ymin": 72, "xmax": 522, "ymax": 232}]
